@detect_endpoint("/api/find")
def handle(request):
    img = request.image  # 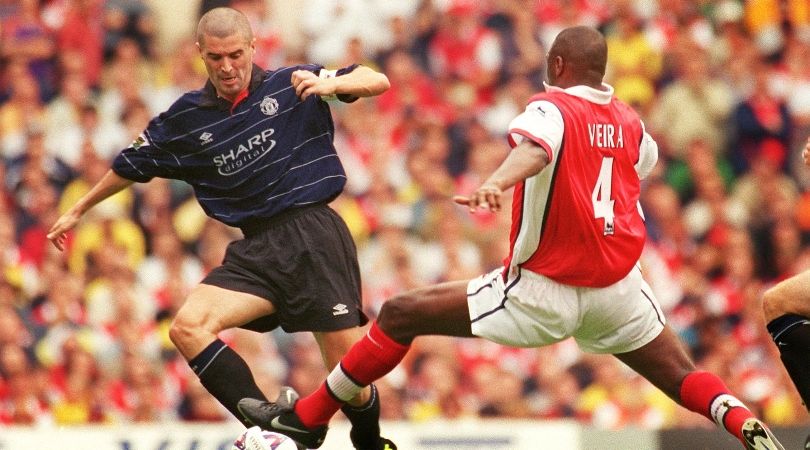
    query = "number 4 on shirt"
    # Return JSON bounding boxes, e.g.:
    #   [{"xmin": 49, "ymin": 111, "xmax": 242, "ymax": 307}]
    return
[{"xmin": 592, "ymin": 156, "xmax": 615, "ymax": 236}]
